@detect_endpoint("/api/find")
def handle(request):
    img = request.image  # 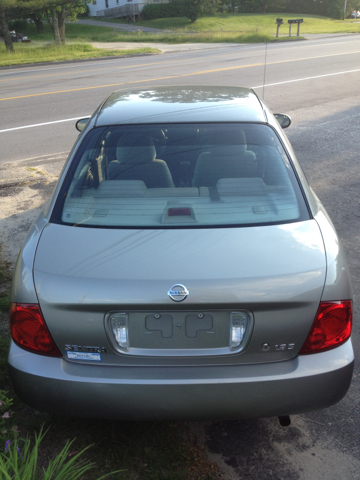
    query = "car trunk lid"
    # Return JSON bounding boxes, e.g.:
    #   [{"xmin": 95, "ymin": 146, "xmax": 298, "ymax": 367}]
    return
[{"xmin": 33, "ymin": 220, "xmax": 326, "ymax": 366}]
